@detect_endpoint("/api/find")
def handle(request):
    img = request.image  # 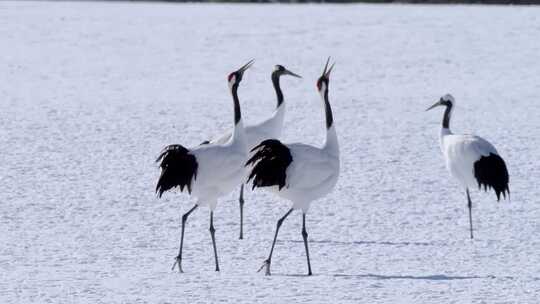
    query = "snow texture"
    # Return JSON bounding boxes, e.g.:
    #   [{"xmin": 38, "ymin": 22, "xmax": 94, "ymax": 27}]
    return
[{"xmin": 1, "ymin": 1, "xmax": 540, "ymax": 303}]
